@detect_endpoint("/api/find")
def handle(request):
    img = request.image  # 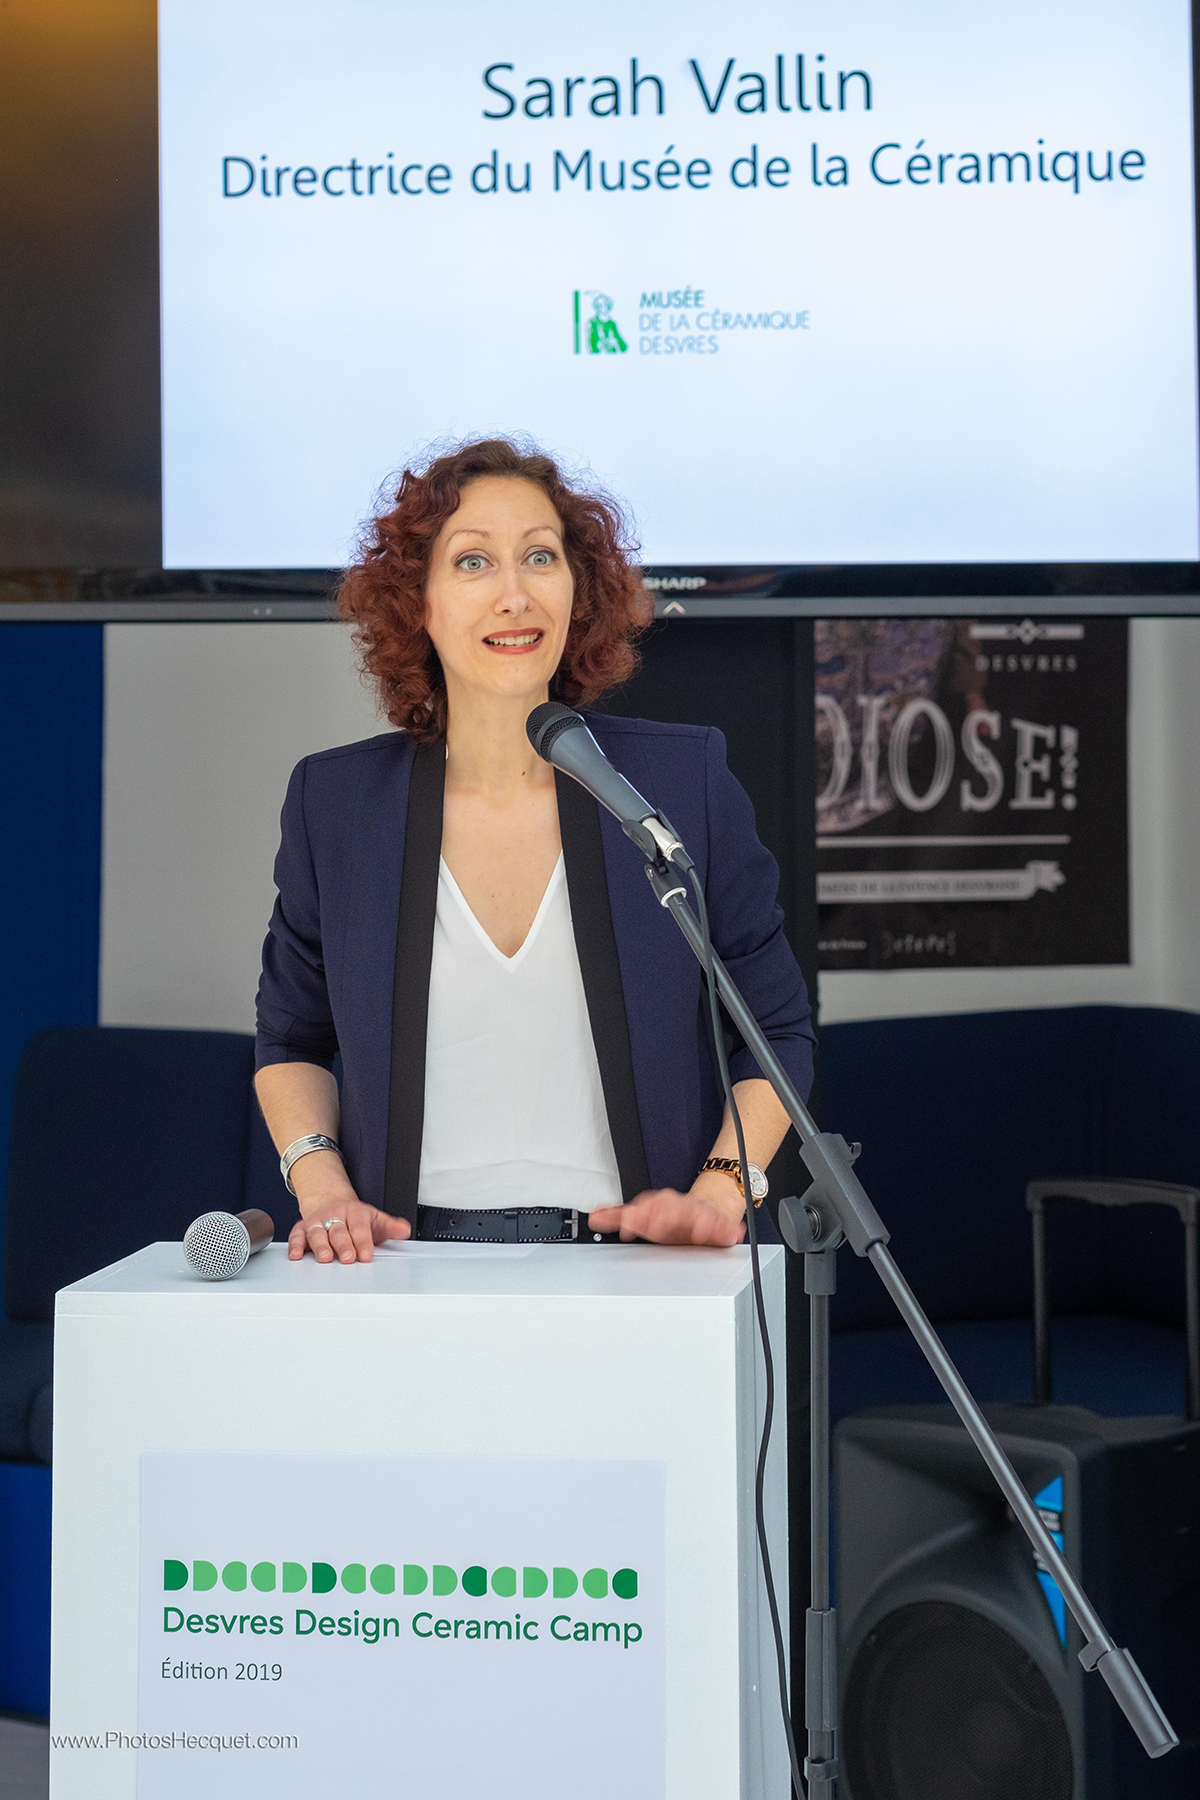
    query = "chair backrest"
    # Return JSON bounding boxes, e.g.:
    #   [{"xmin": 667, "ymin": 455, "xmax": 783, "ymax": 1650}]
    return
[
  {"xmin": 818, "ymin": 1006, "xmax": 1198, "ymax": 1335},
  {"xmin": 3, "ymin": 1025, "xmax": 282, "ymax": 1323}
]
